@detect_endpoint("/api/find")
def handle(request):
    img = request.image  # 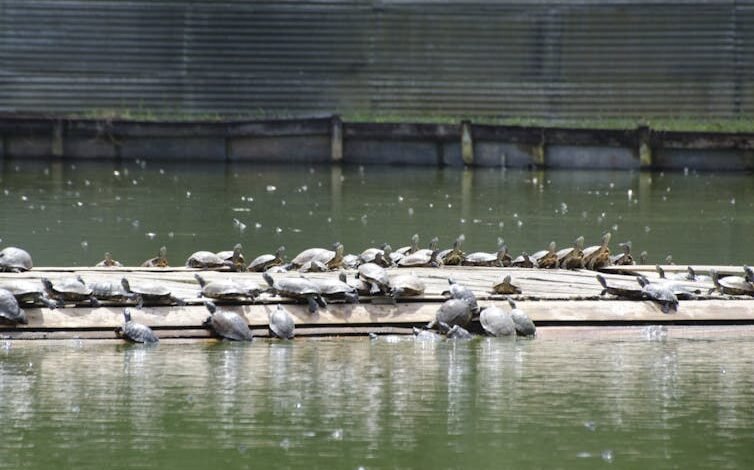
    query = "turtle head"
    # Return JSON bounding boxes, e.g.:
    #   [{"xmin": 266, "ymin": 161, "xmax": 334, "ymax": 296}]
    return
[
  {"xmin": 575, "ymin": 236, "xmax": 585, "ymax": 249},
  {"xmin": 503, "ymin": 275, "xmax": 511, "ymax": 284},
  {"xmin": 338, "ymin": 271, "xmax": 347, "ymax": 283},
  {"xmin": 123, "ymin": 308, "xmax": 132, "ymax": 322},
  {"xmin": 655, "ymin": 265, "xmax": 666, "ymax": 278},
  {"xmin": 639, "ymin": 251, "xmax": 648, "ymax": 264},
  {"xmin": 744, "ymin": 265, "xmax": 754, "ymax": 283},
  {"xmin": 104, "ymin": 252, "xmax": 113, "ymax": 262},
  {"xmin": 453, "ymin": 234, "xmax": 465, "ymax": 250},
  {"xmin": 621, "ymin": 241, "xmax": 632, "ymax": 254},
  {"xmin": 332, "ymin": 242, "xmax": 344, "ymax": 256},
  {"xmin": 382, "ymin": 244, "xmax": 393, "ymax": 259},
  {"xmin": 40, "ymin": 277, "xmax": 53, "ymax": 292},
  {"xmin": 76, "ymin": 275, "xmax": 86, "ymax": 285},
  {"xmin": 158, "ymin": 246, "xmax": 167, "ymax": 259},
  {"xmin": 447, "ymin": 278, "xmax": 456, "ymax": 285},
  {"xmin": 686, "ymin": 266, "xmax": 696, "ymax": 280},
  {"xmin": 194, "ymin": 273, "xmax": 207, "ymax": 287},
  {"xmin": 506, "ymin": 297, "xmax": 516, "ymax": 309},
  {"xmin": 548, "ymin": 241, "xmax": 556, "ymax": 253},
  {"xmin": 596, "ymin": 274, "xmax": 607, "ymax": 289},
  {"xmin": 601, "ymin": 232, "xmax": 612, "ymax": 247},
  {"xmin": 204, "ymin": 300, "xmax": 217, "ymax": 314},
  {"xmin": 429, "ymin": 250, "xmax": 440, "ymax": 267},
  {"xmin": 121, "ymin": 277, "xmax": 131, "ymax": 292},
  {"xmin": 665, "ymin": 254, "xmax": 674, "ymax": 265},
  {"xmin": 637, "ymin": 276, "xmax": 649, "ymax": 287},
  {"xmin": 410, "ymin": 233, "xmax": 420, "ymax": 249},
  {"xmin": 497, "ymin": 244, "xmax": 508, "ymax": 262},
  {"xmin": 275, "ymin": 246, "xmax": 286, "ymax": 261},
  {"xmin": 429, "ymin": 237, "xmax": 439, "ymax": 251},
  {"xmin": 262, "ymin": 272, "xmax": 275, "ymax": 287},
  {"xmin": 709, "ymin": 269, "xmax": 721, "ymax": 289}
]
